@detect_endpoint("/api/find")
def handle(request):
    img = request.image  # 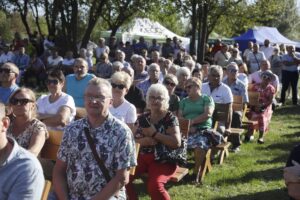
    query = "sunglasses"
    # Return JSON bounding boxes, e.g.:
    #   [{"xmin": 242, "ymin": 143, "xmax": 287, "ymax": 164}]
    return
[
  {"xmin": 0, "ymin": 68, "xmax": 13, "ymax": 74},
  {"xmin": 164, "ymin": 80, "xmax": 176, "ymax": 87},
  {"xmin": 111, "ymin": 83, "xmax": 126, "ymax": 90},
  {"xmin": 262, "ymin": 75, "xmax": 271, "ymax": 80},
  {"xmin": 185, "ymin": 84, "xmax": 195, "ymax": 90},
  {"xmin": 228, "ymin": 69, "xmax": 238, "ymax": 73},
  {"xmin": 45, "ymin": 79, "xmax": 59, "ymax": 85},
  {"xmin": 10, "ymin": 98, "xmax": 33, "ymax": 106}
]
